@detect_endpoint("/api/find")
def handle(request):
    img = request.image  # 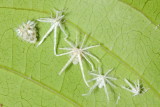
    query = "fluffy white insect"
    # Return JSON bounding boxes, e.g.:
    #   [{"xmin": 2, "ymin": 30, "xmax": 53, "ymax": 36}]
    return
[
  {"xmin": 37, "ymin": 10, "xmax": 67, "ymax": 55},
  {"xmin": 121, "ymin": 79, "xmax": 149, "ymax": 96},
  {"xmin": 82, "ymin": 67, "xmax": 117, "ymax": 101},
  {"xmin": 57, "ymin": 35, "xmax": 100, "ymax": 87},
  {"xmin": 16, "ymin": 21, "xmax": 37, "ymax": 43}
]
